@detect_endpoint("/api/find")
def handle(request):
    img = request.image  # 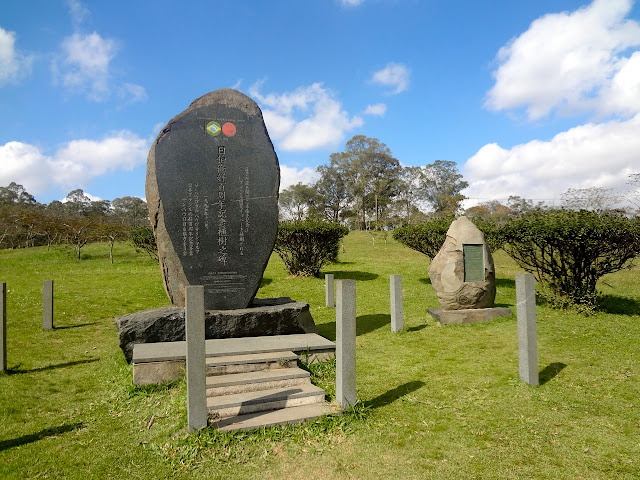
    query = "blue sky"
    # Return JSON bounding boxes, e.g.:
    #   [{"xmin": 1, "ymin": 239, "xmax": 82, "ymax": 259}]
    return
[{"xmin": 1, "ymin": 0, "xmax": 640, "ymax": 207}]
